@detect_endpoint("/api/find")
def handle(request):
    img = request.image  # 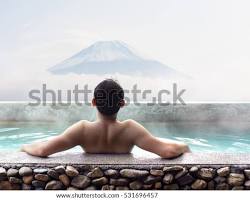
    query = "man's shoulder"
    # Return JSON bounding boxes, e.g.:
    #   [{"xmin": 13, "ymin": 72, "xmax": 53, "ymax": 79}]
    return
[
  {"xmin": 122, "ymin": 119, "xmax": 136, "ymax": 124},
  {"xmin": 78, "ymin": 119, "xmax": 91, "ymax": 124},
  {"xmin": 74, "ymin": 120, "xmax": 92, "ymax": 128},
  {"xmin": 122, "ymin": 119, "xmax": 141, "ymax": 128},
  {"xmin": 121, "ymin": 119, "xmax": 147, "ymax": 139}
]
